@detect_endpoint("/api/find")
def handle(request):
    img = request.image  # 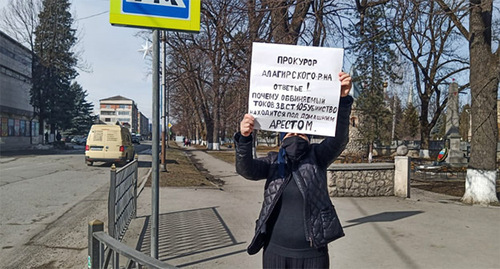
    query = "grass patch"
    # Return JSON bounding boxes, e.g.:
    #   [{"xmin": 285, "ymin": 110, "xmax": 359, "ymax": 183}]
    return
[{"xmin": 146, "ymin": 142, "xmax": 216, "ymax": 187}]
